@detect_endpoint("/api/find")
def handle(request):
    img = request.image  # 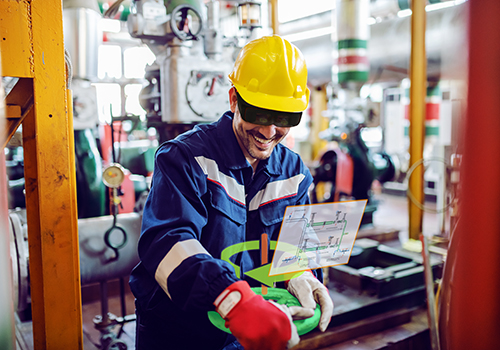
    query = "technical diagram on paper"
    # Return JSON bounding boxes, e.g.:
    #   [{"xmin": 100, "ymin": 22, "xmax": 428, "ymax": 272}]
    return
[{"xmin": 270, "ymin": 200, "xmax": 367, "ymax": 276}]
